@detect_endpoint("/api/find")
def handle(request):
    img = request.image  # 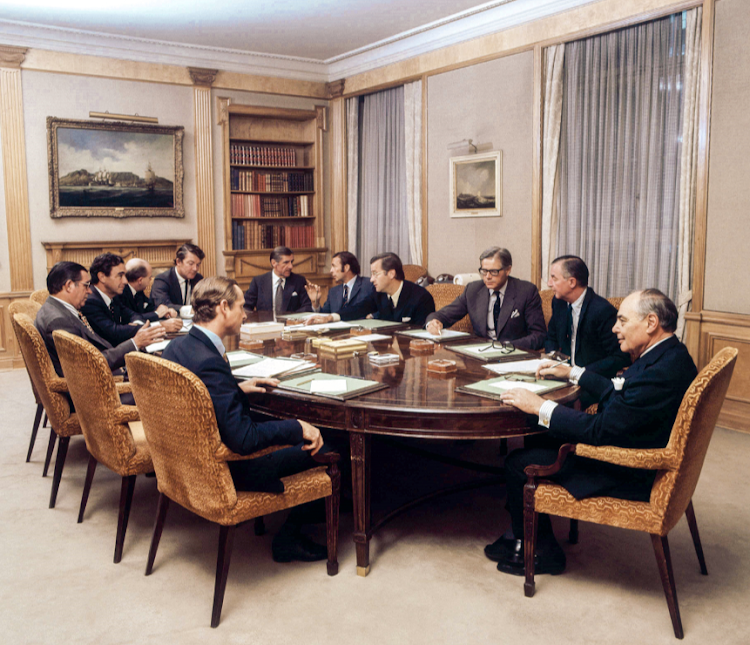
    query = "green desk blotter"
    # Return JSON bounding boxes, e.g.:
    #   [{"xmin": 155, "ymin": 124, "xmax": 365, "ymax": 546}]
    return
[
  {"xmin": 346, "ymin": 319, "xmax": 403, "ymax": 330},
  {"xmin": 457, "ymin": 375, "xmax": 568, "ymax": 401},
  {"xmin": 226, "ymin": 350, "xmax": 264, "ymax": 369},
  {"xmin": 448, "ymin": 342, "xmax": 535, "ymax": 362},
  {"xmin": 276, "ymin": 371, "xmax": 389, "ymax": 401}
]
